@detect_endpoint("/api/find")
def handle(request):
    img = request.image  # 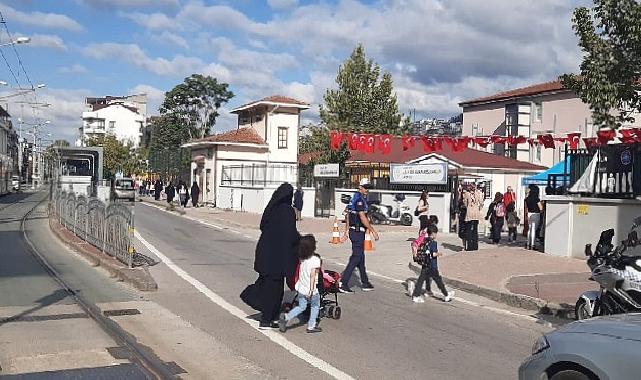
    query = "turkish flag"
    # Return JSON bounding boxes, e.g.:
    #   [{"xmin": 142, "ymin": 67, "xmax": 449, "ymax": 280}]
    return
[
  {"xmin": 402, "ymin": 135, "xmax": 415, "ymax": 151},
  {"xmin": 378, "ymin": 134, "xmax": 392, "ymax": 155},
  {"xmin": 474, "ymin": 137, "xmax": 489, "ymax": 148},
  {"xmin": 566, "ymin": 133, "xmax": 581, "ymax": 150},
  {"xmin": 421, "ymin": 136, "xmax": 443, "ymax": 152},
  {"xmin": 583, "ymin": 137, "xmax": 599, "ymax": 149},
  {"xmin": 507, "ymin": 136, "xmax": 526, "ymax": 145},
  {"xmin": 329, "ymin": 131, "xmax": 343, "ymax": 151},
  {"xmin": 453, "ymin": 137, "xmax": 469, "ymax": 152},
  {"xmin": 365, "ymin": 134, "xmax": 376, "ymax": 153},
  {"xmin": 597, "ymin": 129, "xmax": 616, "ymax": 145},
  {"xmin": 538, "ymin": 134, "xmax": 556, "ymax": 149},
  {"xmin": 618, "ymin": 128, "xmax": 641, "ymax": 144},
  {"xmin": 349, "ymin": 133, "xmax": 360, "ymax": 150},
  {"xmin": 490, "ymin": 135, "xmax": 507, "ymax": 144}
]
